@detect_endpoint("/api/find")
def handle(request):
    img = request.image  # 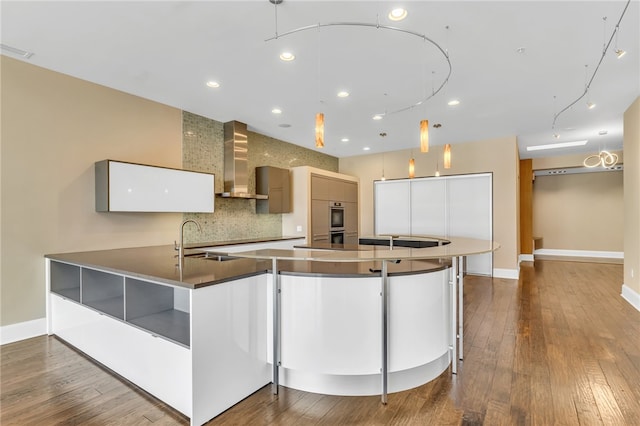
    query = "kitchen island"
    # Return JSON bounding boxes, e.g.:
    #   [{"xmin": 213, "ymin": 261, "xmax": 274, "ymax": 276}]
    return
[{"xmin": 46, "ymin": 236, "xmax": 498, "ymax": 425}]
